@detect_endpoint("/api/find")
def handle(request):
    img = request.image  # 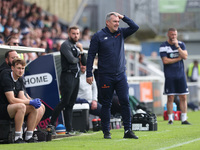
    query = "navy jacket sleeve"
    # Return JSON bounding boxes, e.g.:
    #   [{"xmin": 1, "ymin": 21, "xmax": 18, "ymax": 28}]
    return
[
  {"xmin": 121, "ymin": 15, "xmax": 139, "ymax": 39},
  {"xmin": 86, "ymin": 34, "xmax": 99, "ymax": 77}
]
